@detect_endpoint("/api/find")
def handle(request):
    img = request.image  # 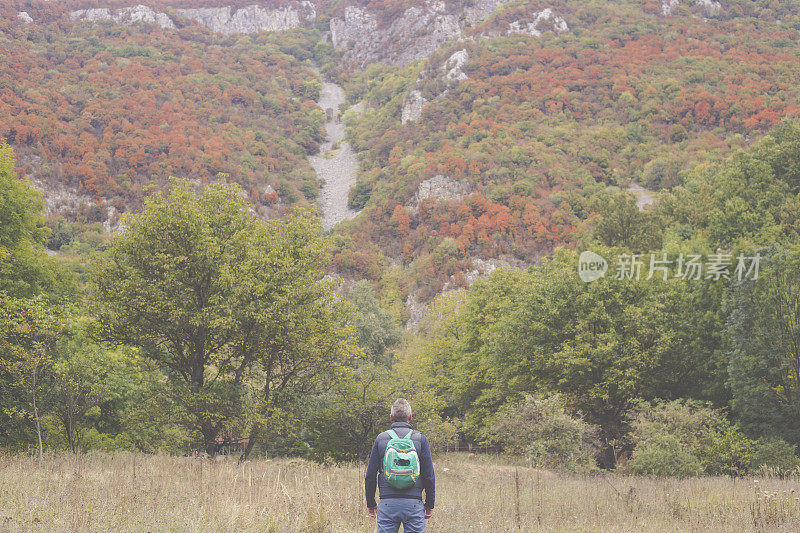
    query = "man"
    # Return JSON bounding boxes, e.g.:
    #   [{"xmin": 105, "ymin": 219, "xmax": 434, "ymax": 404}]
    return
[{"xmin": 366, "ymin": 398, "xmax": 435, "ymax": 533}]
